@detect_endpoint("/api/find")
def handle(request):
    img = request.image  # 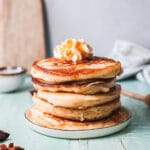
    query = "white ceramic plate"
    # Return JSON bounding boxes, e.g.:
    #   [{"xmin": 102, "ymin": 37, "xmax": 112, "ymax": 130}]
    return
[{"xmin": 25, "ymin": 108, "xmax": 131, "ymax": 139}]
